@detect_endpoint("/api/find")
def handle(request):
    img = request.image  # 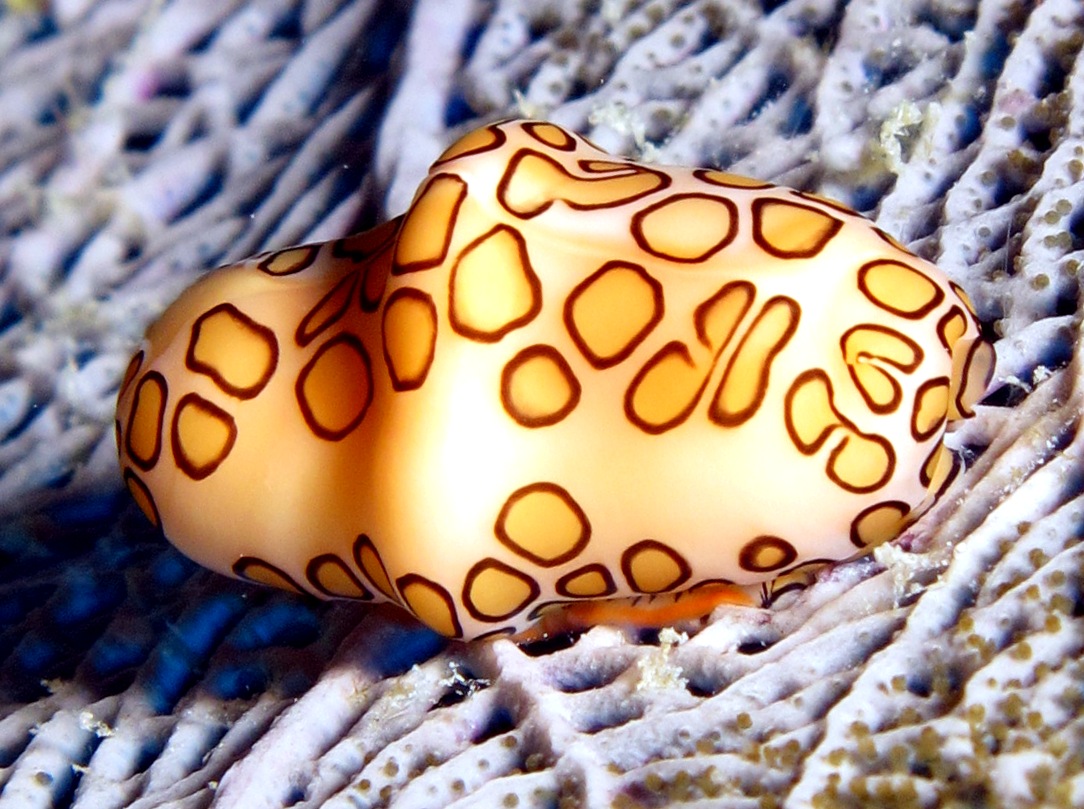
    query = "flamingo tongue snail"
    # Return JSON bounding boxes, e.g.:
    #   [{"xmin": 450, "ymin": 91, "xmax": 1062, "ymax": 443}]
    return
[{"xmin": 115, "ymin": 120, "xmax": 994, "ymax": 641}]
